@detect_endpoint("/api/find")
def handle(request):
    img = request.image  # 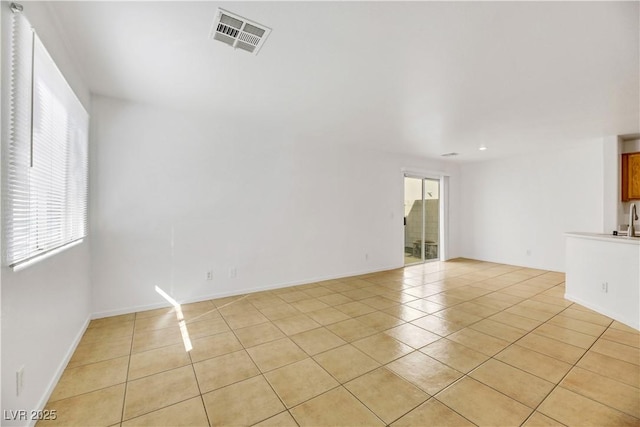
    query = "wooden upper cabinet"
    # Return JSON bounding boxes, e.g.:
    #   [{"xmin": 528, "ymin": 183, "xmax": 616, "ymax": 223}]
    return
[{"xmin": 622, "ymin": 152, "xmax": 640, "ymax": 201}]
